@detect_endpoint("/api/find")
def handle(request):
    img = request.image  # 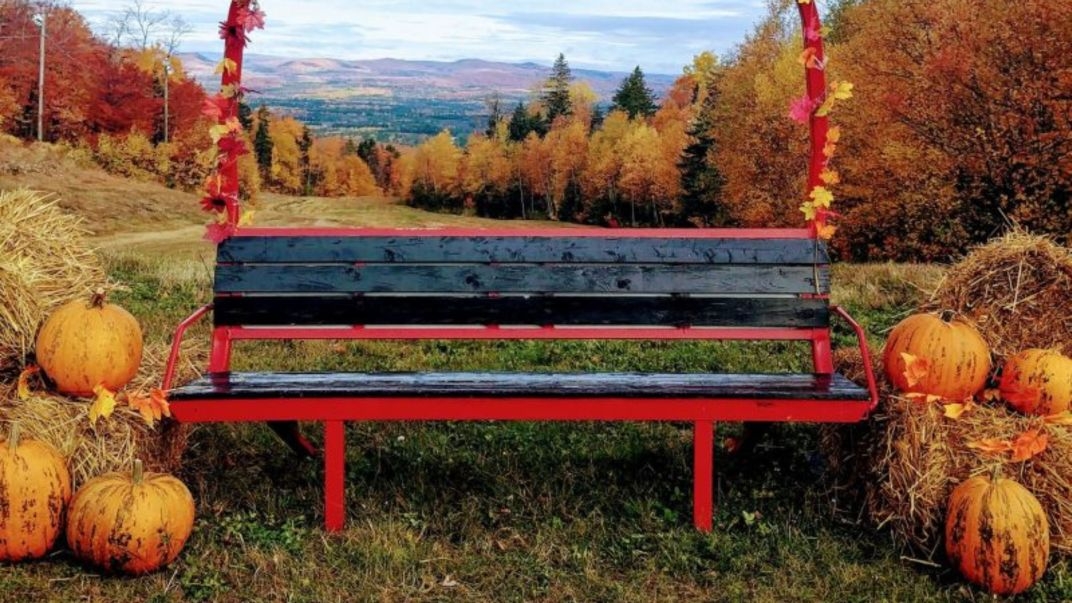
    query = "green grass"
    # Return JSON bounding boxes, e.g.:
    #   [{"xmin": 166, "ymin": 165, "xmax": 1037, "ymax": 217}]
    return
[{"xmin": 1, "ymin": 256, "xmax": 1061, "ymax": 602}]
